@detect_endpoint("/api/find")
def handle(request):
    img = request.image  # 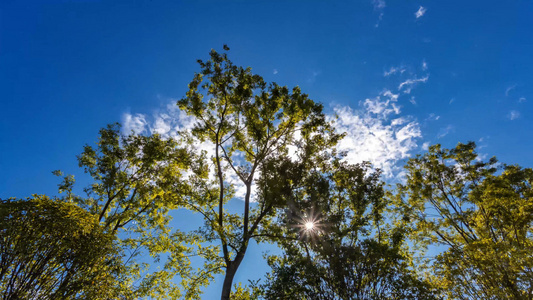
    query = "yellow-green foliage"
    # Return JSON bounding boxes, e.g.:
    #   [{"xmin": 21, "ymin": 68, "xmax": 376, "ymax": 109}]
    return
[
  {"xmin": 0, "ymin": 196, "xmax": 124, "ymax": 299},
  {"xmin": 396, "ymin": 142, "xmax": 533, "ymax": 299}
]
